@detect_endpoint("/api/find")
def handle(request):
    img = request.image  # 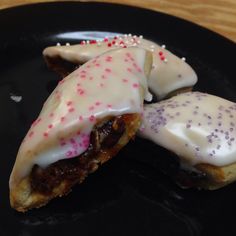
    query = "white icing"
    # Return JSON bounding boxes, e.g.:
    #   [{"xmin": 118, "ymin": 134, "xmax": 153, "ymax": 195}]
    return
[
  {"xmin": 43, "ymin": 34, "xmax": 197, "ymax": 100},
  {"xmin": 10, "ymin": 47, "xmax": 150, "ymax": 188},
  {"xmin": 139, "ymin": 92, "xmax": 236, "ymax": 167}
]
